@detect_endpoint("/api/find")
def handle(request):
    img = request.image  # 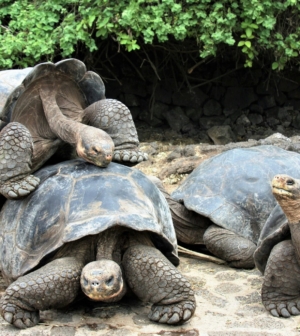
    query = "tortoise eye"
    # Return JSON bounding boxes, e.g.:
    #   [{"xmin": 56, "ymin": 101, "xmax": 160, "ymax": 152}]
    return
[
  {"xmin": 92, "ymin": 147, "xmax": 99, "ymax": 154},
  {"xmin": 106, "ymin": 276, "xmax": 114, "ymax": 286},
  {"xmin": 286, "ymin": 179, "xmax": 294, "ymax": 186}
]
